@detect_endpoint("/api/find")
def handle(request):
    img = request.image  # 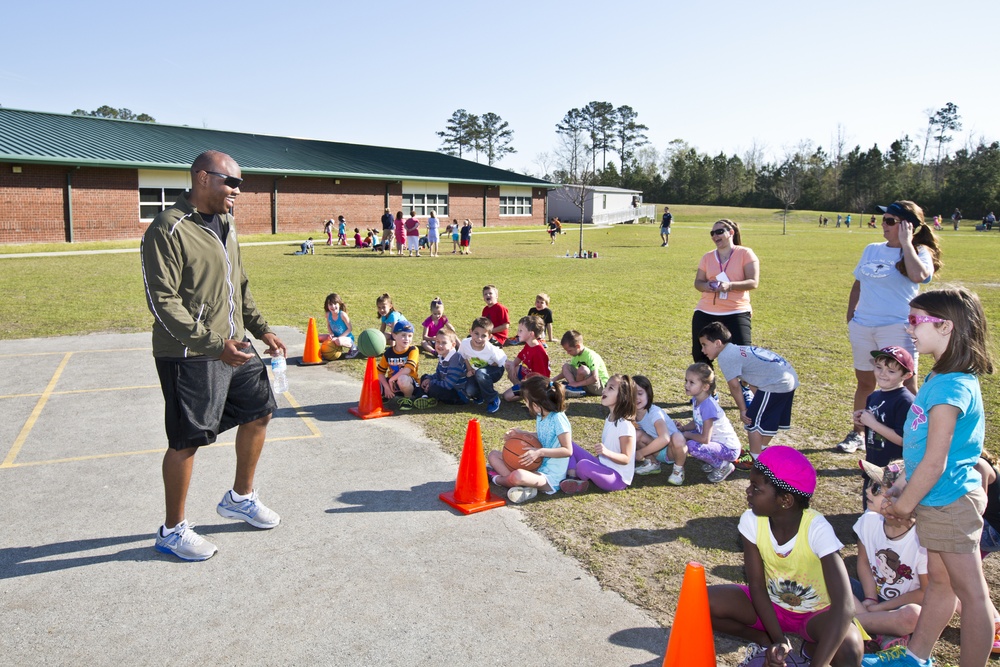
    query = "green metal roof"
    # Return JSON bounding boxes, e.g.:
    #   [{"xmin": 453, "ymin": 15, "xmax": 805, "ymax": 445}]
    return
[{"xmin": 0, "ymin": 108, "xmax": 554, "ymax": 188}]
